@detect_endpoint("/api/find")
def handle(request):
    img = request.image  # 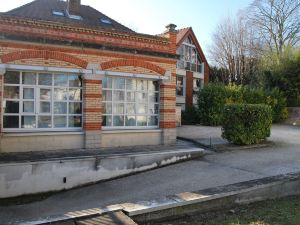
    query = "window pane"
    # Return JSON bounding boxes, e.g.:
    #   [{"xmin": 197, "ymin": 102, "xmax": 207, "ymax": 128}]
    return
[
  {"xmin": 69, "ymin": 75, "xmax": 82, "ymax": 87},
  {"xmin": 126, "ymin": 103, "xmax": 135, "ymax": 114},
  {"xmin": 38, "ymin": 73, "xmax": 52, "ymax": 86},
  {"xmin": 40, "ymin": 89, "xmax": 51, "ymax": 100},
  {"xmin": 113, "ymin": 91, "xmax": 125, "ymax": 101},
  {"xmin": 23, "ymin": 101, "xmax": 34, "ymax": 113},
  {"xmin": 102, "ymin": 116, "xmax": 112, "ymax": 126},
  {"xmin": 38, "ymin": 116, "xmax": 52, "ymax": 128},
  {"xmin": 103, "ymin": 77, "xmax": 112, "ymax": 89},
  {"xmin": 54, "ymin": 88, "xmax": 68, "ymax": 101},
  {"xmin": 113, "ymin": 116, "xmax": 124, "ymax": 126},
  {"xmin": 137, "ymin": 116, "xmax": 147, "ymax": 126},
  {"xmin": 69, "ymin": 89, "xmax": 82, "ymax": 101},
  {"xmin": 23, "ymin": 72, "xmax": 36, "ymax": 85},
  {"xmin": 137, "ymin": 80, "xmax": 147, "ymax": 91},
  {"xmin": 137, "ymin": 104, "xmax": 147, "ymax": 114},
  {"xmin": 69, "ymin": 102, "xmax": 82, "ymax": 114},
  {"xmin": 126, "ymin": 92, "xmax": 135, "ymax": 102},
  {"xmin": 103, "ymin": 90, "xmax": 112, "ymax": 101},
  {"xmin": 54, "ymin": 102, "xmax": 67, "ymax": 114},
  {"xmin": 113, "ymin": 78, "xmax": 125, "ymax": 89},
  {"xmin": 148, "ymin": 116, "xmax": 159, "ymax": 126},
  {"xmin": 54, "ymin": 74, "xmax": 68, "ymax": 86},
  {"xmin": 22, "ymin": 116, "xmax": 36, "ymax": 128},
  {"xmin": 177, "ymin": 86, "xmax": 183, "ymax": 96},
  {"xmin": 3, "ymin": 116, "xmax": 19, "ymax": 128},
  {"xmin": 4, "ymin": 71, "xmax": 20, "ymax": 84},
  {"xmin": 149, "ymin": 104, "xmax": 159, "ymax": 114},
  {"xmin": 148, "ymin": 80, "xmax": 159, "ymax": 91},
  {"xmin": 69, "ymin": 116, "xmax": 82, "ymax": 127},
  {"xmin": 40, "ymin": 102, "xmax": 51, "ymax": 113},
  {"xmin": 5, "ymin": 101, "xmax": 19, "ymax": 113},
  {"xmin": 4, "ymin": 86, "xmax": 19, "ymax": 99},
  {"xmin": 23, "ymin": 88, "xmax": 34, "ymax": 99},
  {"xmin": 113, "ymin": 103, "xmax": 124, "ymax": 114},
  {"xmin": 137, "ymin": 93, "xmax": 147, "ymax": 102},
  {"xmin": 103, "ymin": 102, "xmax": 112, "ymax": 114},
  {"xmin": 126, "ymin": 79, "xmax": 136, "ymax": 90},
  {"xmin": 149, "ymin": 93, "xmax": 159, "ymax": 103},
  {"xmin": 125, "ymin": 116, "xmax": 136, "ymax": 126},
  {"xmin": 177, "ymin": 76, "xmax": 183, "ymax": 86},
  {"xmin": 54, "ymin": 116, "xmax": 67, "ymax": 128}
]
